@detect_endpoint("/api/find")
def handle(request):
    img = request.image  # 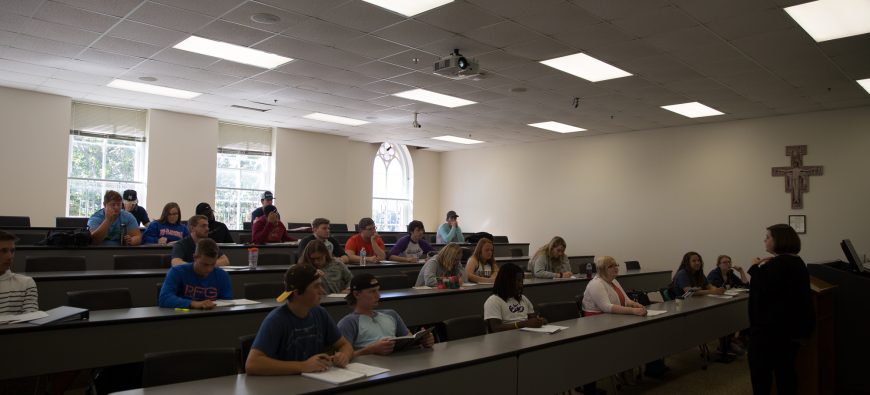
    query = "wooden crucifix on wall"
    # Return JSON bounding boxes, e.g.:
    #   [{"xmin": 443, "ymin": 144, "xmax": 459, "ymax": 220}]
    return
[{"xmin": 772, "ymin": 145, "xmax": 823, "ymax": 209}]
